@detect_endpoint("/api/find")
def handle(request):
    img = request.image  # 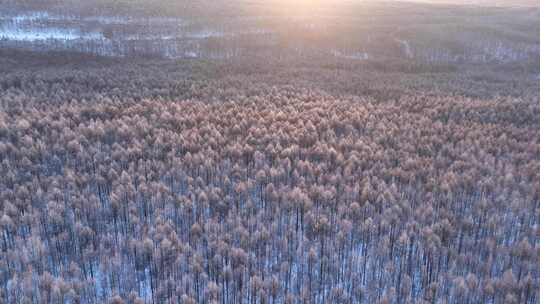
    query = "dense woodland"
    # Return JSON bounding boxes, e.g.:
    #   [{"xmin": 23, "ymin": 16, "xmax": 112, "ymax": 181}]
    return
[{"xmin": 0, "ymin": 49, "xmax": 539, "ymax": 304}]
